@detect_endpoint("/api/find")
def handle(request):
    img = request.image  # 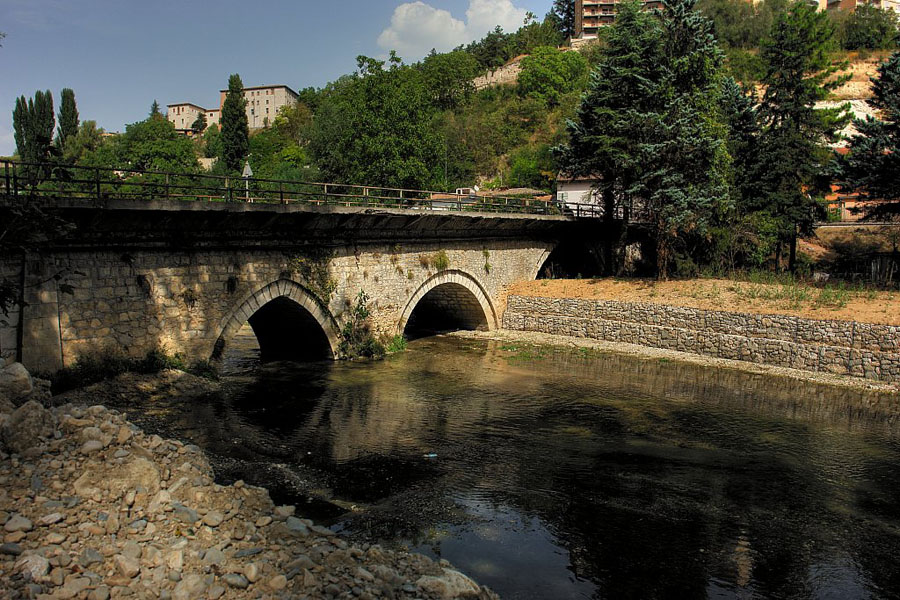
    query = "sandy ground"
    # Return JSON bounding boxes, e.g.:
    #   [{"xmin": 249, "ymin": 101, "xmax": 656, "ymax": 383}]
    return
[
  {"xmin": 508, "ymin": 278, "xmax": 900, "ymax": 325},
  {"xmin": 451, "ymin": 329, "xmax": 899, "ymax": 394}
]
